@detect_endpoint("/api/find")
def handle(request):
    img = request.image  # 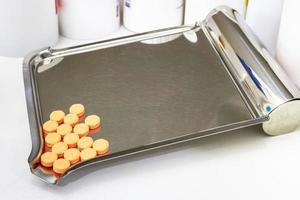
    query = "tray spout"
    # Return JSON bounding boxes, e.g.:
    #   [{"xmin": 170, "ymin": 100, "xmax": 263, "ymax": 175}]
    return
[{"xmin": 203, "ymin": 6, "xmax": 300, "ymax": 135}]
